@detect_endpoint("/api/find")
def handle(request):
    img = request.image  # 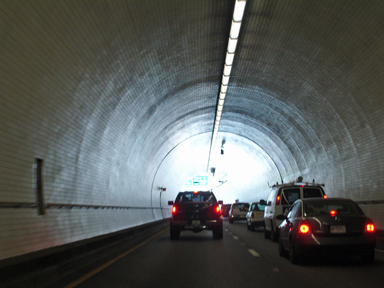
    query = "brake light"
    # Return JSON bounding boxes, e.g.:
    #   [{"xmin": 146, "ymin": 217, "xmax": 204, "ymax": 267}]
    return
[
  {"xmin": 276, "ymin": 195, "xmax": 281, "ymax": 205},
  {"xmin": 366, "ymin": 219, "xmax": 375, "ymax": 232},
  {"xmin": 323, "ymin": 194, "xmax": 327, "ymax": 199},
  {"xmin": 172, "ymin": 206, "xmax": 176, "ymax": 214},
  {"xmin": 252, "ymin": 212, "xmax": 254, "ymax": 218},
  {"xmin": 193, "ymin": 191, "xmax": 198, "ymax": 194},
  {"xmin": 299, "ymin": 224, "xmax": 310, "ymax": 234},
  {"xmin": 366, "ymin": 224, "xmax": 375, "ymax": 232},
  {"xmin": 330, "ymin": 210, "xmax": 337, "ymax": 217},
  {"xmin": 215, "ymin": 205, "xmax": 220, "ymax": 213}
]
